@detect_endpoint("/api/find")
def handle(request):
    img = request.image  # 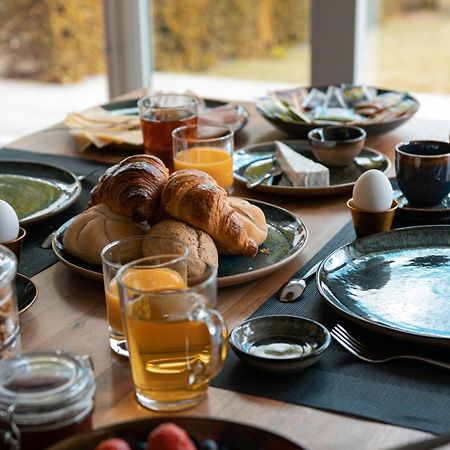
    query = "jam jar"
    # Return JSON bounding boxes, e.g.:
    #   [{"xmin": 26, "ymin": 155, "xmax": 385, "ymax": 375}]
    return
[{"xmin": 0, "ymin": 350, "xmax": 96, "ymax": 450}]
